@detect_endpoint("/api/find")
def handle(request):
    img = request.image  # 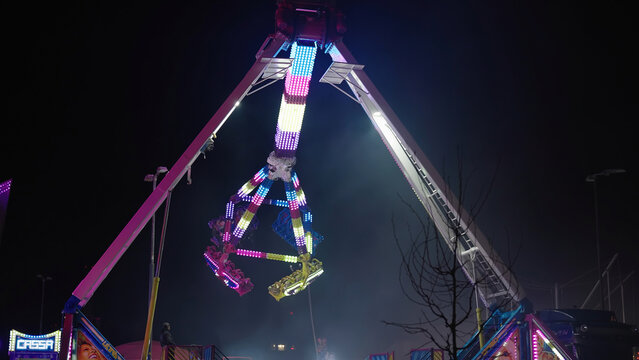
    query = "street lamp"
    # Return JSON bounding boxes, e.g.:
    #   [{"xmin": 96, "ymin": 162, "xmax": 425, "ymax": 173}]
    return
[
  {"xmin": 585, "ymin": 168, "xmax": 625, "ymax": 310},
  {"xmin": 36, "ymin": 274, "xmax": 52, "ymax": 333},
  {"xmin": 144, "ymin": 166, "xmax": 168, "ymax": 300},
  {"xmin": 143, "ymin": 166, "xmax": 167, "ymax": 358}
]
